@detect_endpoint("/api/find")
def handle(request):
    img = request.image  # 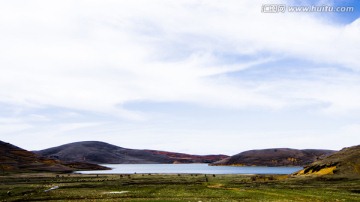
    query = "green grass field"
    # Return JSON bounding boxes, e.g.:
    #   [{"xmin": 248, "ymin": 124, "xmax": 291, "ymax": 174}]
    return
[{"xmin": 1, "ymin": 173, "xmax": 359, "ymax": 201}]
